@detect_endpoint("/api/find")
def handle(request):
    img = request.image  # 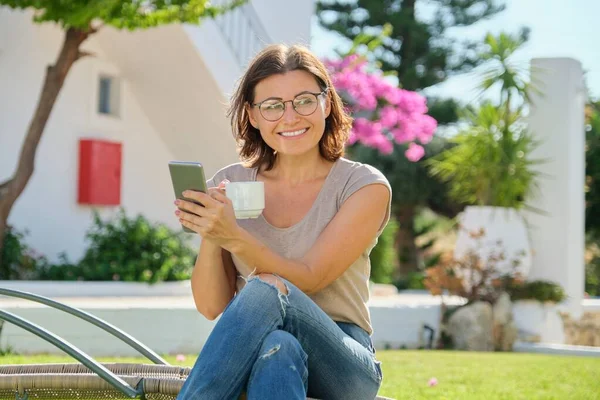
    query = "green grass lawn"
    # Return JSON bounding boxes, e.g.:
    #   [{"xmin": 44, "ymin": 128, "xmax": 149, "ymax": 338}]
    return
[{"xmin": 1, "ymin": 350, "xmax": 599, "ymax": 399}]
